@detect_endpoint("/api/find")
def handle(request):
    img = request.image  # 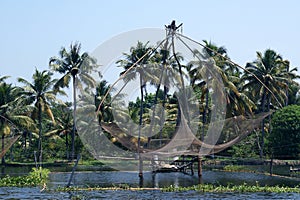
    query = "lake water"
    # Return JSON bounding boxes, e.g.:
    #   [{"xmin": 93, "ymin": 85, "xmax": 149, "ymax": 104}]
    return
[
  {"xmin": 0, "ymin": 169, "xmax": 299, "ymax": 199},
  {"xmin": 1, "ymin": 187, "xmax": 299, "ymax": 200}
]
